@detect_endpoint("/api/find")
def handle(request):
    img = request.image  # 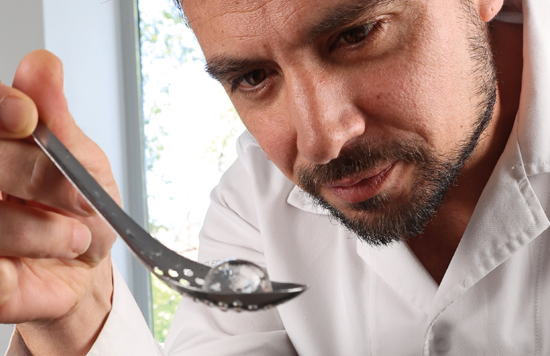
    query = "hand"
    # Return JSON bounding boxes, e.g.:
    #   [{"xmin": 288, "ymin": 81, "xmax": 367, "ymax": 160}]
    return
[{"xmin": 0, "ymin": 50, "xmax": 119, "ymax": 355}]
